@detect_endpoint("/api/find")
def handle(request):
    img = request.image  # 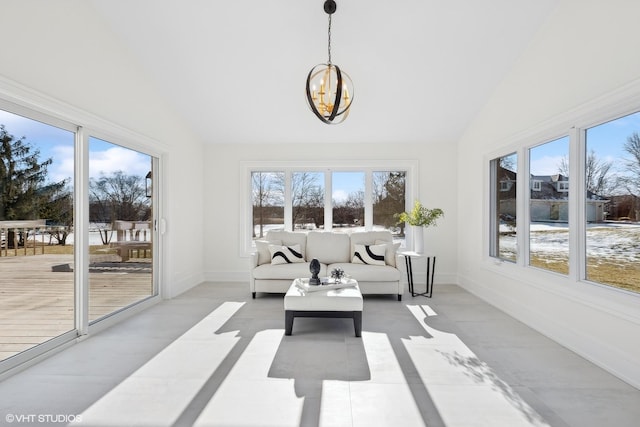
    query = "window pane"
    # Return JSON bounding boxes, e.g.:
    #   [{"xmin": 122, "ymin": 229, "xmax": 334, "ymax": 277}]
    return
[
  {"xmin": 491, "ymin": 153, "xmax": 517, "ymax": 261},
  {"xmin": 585, "ymin": 112, "xmax": 640, "ymax": 293},
  {"xmin": 88, "ymin": 137, "xmax": 154, "ymax": 322},
  {"xmin": 372, "ymin": 171, "xmax": 406, "ymax": 242},
  {"xmin": 332, "ymin": 171, "xmax": 364, "ymax": 232},
  {"xmin": 252, "ymin": 172, "xmax": 284, "ymax": 239},
  {"xmin": 529, "ymin": 136, "xmax": 570, "ymax": 274},
  {"xmin": 292, "ymin": 172, "xmax": 324, "ymax": 231},
  {"xmin": 0, "ymin": 110, "xmax": 75, "ymax": 362}
]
